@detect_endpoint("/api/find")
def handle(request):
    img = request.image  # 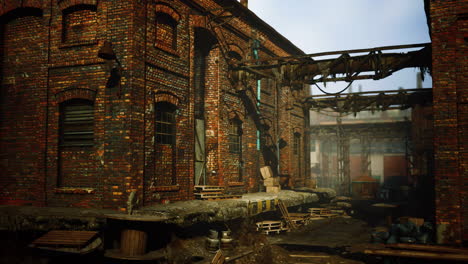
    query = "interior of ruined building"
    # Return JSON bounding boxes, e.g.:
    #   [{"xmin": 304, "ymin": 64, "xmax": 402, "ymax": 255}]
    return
[{"xmin": 0, "ymin": 0, "xmax": 466, "ymax": 263}]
